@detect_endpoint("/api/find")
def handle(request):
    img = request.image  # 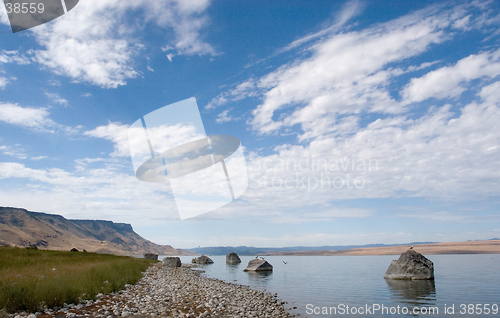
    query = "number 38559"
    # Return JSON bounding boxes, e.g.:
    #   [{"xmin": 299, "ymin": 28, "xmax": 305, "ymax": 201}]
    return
[{"xmin": 5, "ymin": 3, "xmax": 45, "ymax": 14}]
